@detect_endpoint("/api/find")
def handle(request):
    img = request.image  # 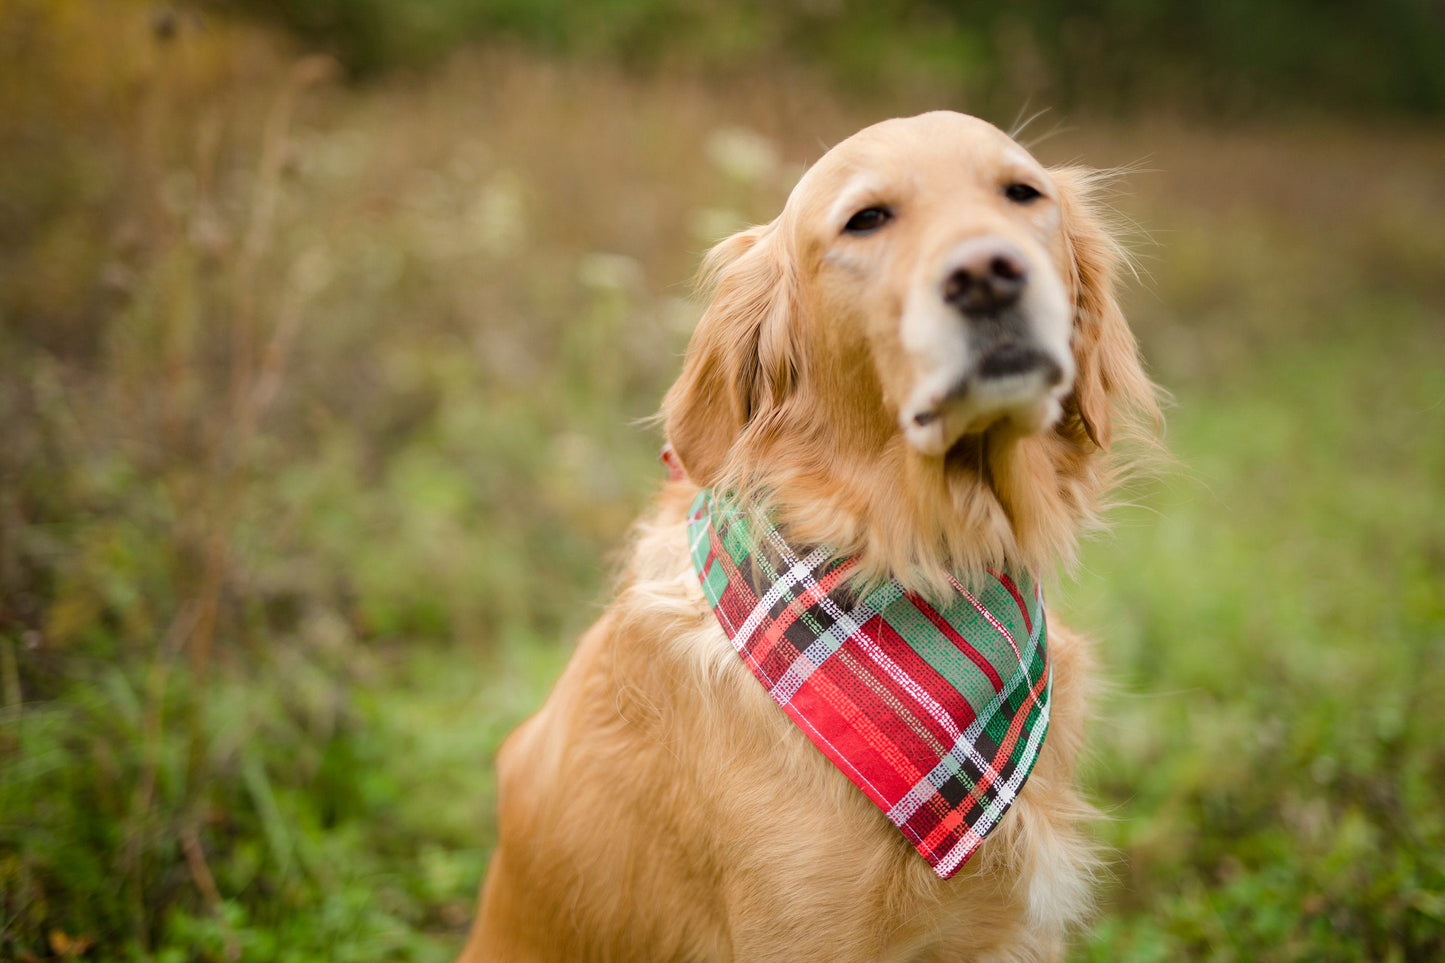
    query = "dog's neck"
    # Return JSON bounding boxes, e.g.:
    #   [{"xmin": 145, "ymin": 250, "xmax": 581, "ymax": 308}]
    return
[{"xmin": 723, "ymin": 397, "xmax": 1105, "ymax": 599}]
